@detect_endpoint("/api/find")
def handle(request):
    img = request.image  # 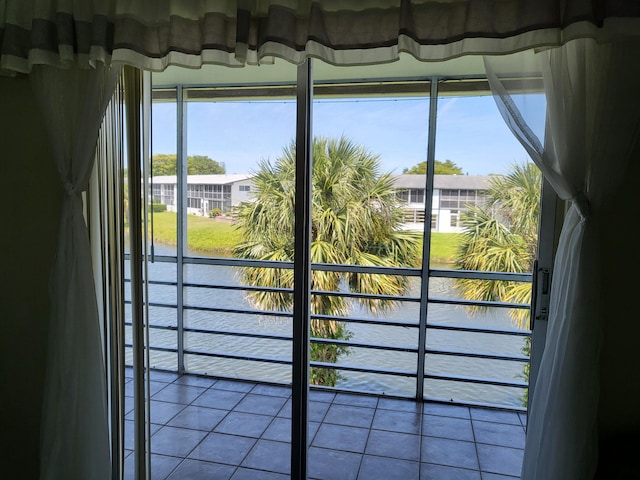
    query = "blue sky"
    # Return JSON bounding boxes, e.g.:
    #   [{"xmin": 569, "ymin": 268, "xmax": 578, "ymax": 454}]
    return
[{"xmin": 152, "ymin": 94, "xmax": 544, "ymax": 176}]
